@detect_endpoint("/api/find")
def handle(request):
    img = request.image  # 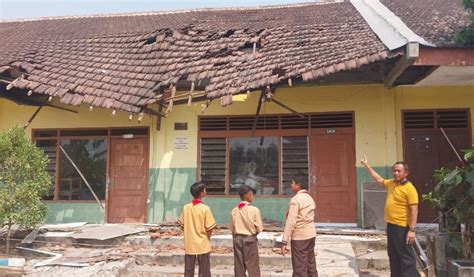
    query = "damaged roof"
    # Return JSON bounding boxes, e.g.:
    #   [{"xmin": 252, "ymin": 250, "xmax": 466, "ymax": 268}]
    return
[{"xmin": 0, "ymin": 0, "xmax": 469, "ymax": 113}]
